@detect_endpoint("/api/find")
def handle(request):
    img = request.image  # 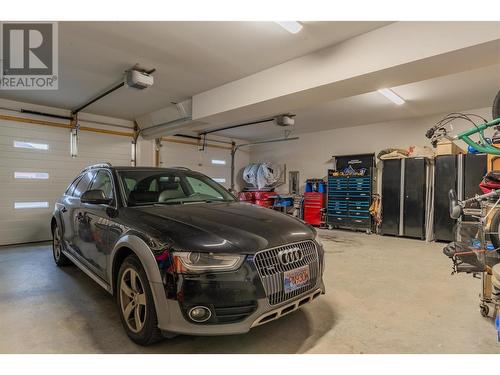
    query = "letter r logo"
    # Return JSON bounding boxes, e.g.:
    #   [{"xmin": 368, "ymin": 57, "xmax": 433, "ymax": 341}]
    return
[{"xmin": 2, "ymin": 23, "xmax": 53, "ymax": 75}]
